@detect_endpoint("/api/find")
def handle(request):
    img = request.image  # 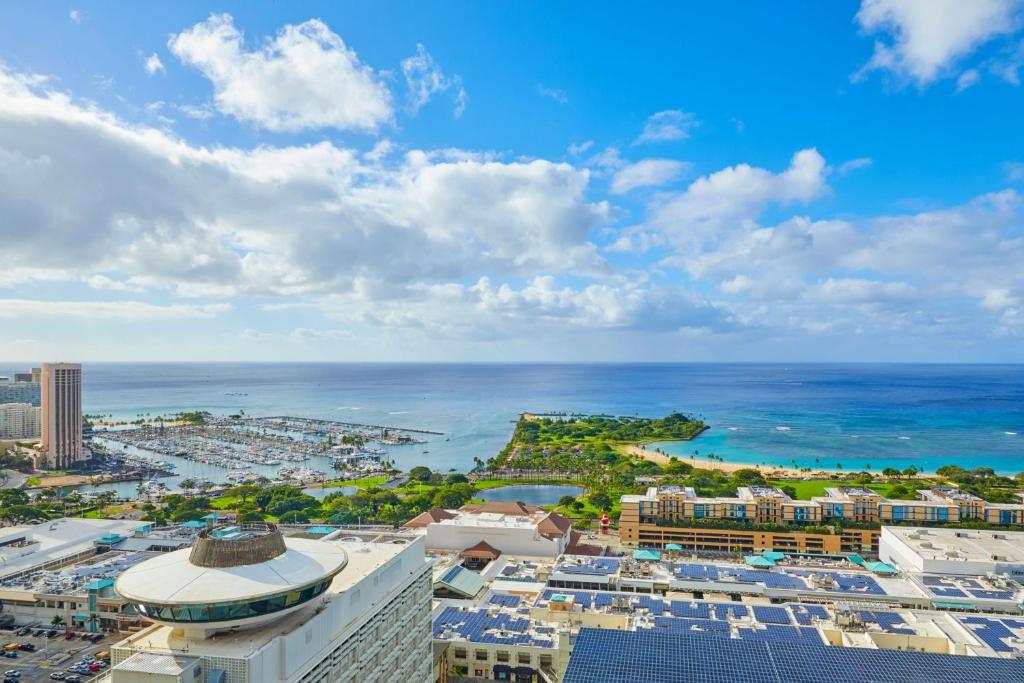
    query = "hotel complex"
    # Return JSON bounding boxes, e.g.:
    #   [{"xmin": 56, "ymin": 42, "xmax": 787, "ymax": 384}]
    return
[
  {"xmin": 40, "ymin": 361, "xmax": 84, "ymax": 468},
  {"xmin": 620, "ymin": 485, "xmax": 1024, "ymax": 554}
]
